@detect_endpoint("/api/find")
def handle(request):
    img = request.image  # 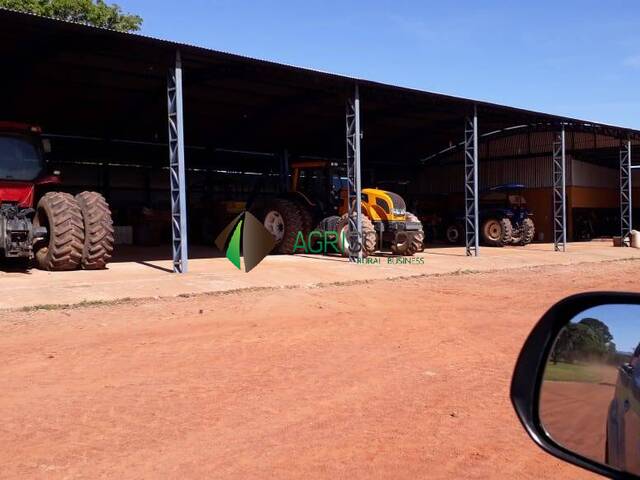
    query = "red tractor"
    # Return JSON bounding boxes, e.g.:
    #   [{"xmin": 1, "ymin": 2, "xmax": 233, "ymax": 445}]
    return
[{"xmin": 0, "ymin": 122, "xmax": 114, "ymax": 270}]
